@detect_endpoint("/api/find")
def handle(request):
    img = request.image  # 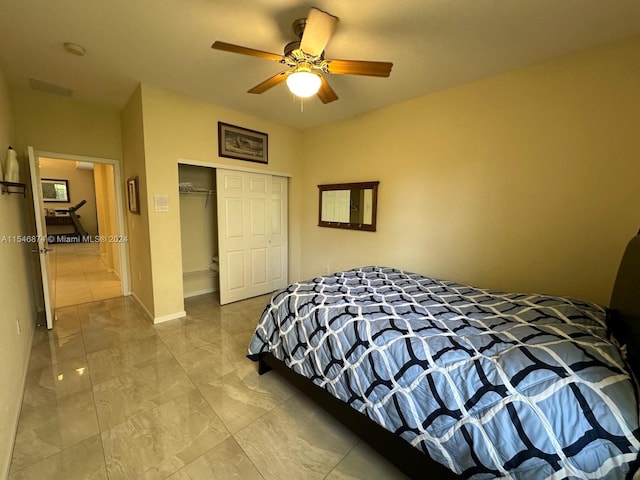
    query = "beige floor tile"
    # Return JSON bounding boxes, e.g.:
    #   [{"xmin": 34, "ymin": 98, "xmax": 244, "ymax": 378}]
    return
[
  {"xmin": 56, "ymin": 294, "xmax": 94, "ymax": 309},
  {"xmin": 198, "ymin": 360, "xmax": 297, "ymax": 433},
  {"xmin": 101, "ymin": 390, "xmax": 230, "ymax": 480},
  {"xmin": 55, "ymin": 264, "xmax": 84, "ymax": 276},
  {"xmin": 51, "ymin": 243, "xmax": 122, "ymax": 308},
  {"xmin": 90, "ymin": 286, "xmax": 124, "ymax": 303},
  {"xmin": 154, "ymin": 317, "xmax": 225, "ymax": 346},
  {"xmin": 49, "ymin": 306, "xmax": 82, "ymax": 338},
  {"xmin": 28, "ymin": 332, "xmax": 86, "ymax": 372},
  {"xmin": 10, "ymin": 389, "xmax": 99, "ymax": 471},
  {"xmin": 81, "ymin": 315, "xmax": 156, "ymax": 354},
  {"xmin": 168, "ymin": 331, "xmax": 248, "ymax": 384},
  {"xmin": 93, "ymin": 356, "xmax": 196, "ymax": 429},
  {"xmin": 234, "ymin": 394, "xmax": 359, "ymax": 480},
  {"xmin": 325, "ymin": 441, "xmax": 408, "ymax": 479},
  {"xmin": 86, "ymin": 335, "xmax": 173, "ymax": 385},
  {"xmin": 166, "ymin": 436, "xmax": 263, "ymax": 480},
  {"xmin": 21, "ymin": 357, "xmax": 92, "ymax": 409},
  {"xmin": 9, "ymin": 435, "xmax": 108, "ymax": 480},
  {"xmin": 219, "ymin": 309, "xmax": 264, "ymax": 336}
]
